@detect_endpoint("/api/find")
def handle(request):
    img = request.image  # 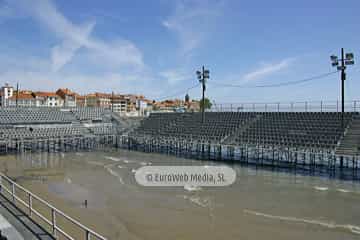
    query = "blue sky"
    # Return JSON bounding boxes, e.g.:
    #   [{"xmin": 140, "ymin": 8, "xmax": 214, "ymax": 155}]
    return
[{"xmin": 0, "ymin": 0, "xmax": 359, "ymax": 103}]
